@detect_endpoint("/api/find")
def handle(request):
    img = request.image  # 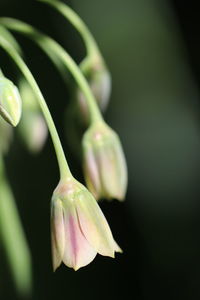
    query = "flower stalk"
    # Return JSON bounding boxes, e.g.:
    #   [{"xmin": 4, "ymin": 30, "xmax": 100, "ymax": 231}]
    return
[
  {"xmin": 0, "ymin": 34, "xmax": 71, "ymax": 180},
  {"xmin": 37, "ymin": 0, "xmax": 112, "ymax": 120},
  {"xmin": 37, "ymin": 0, "xmax": 101, "ymax": 60},
  {"xmin": 0, "ymin": 18, "xmax": 103, "ymax": 124}
]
